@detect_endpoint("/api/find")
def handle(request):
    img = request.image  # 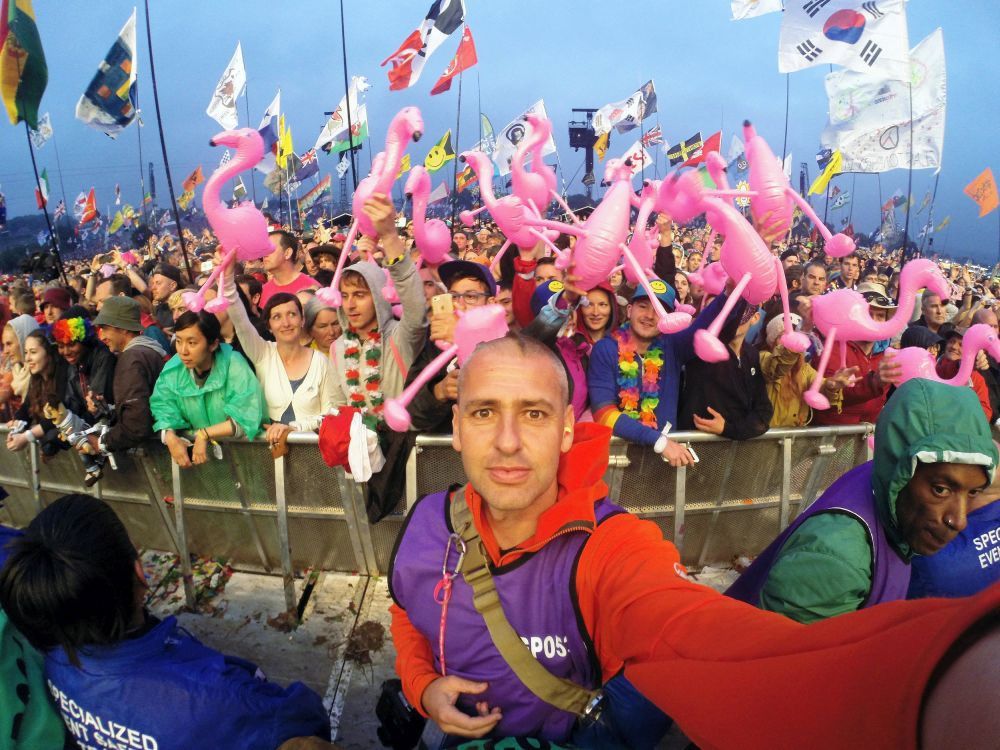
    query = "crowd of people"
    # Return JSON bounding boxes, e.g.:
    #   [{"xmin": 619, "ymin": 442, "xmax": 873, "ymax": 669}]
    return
[{"xmin": 0, "ymin": 193, "xmax": 999, "ymax": 748}]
